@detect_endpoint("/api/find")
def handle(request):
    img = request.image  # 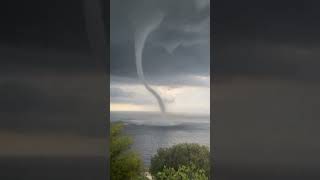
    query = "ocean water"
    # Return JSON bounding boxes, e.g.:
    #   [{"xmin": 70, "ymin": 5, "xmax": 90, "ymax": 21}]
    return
[{"xmin": 111, "ymin": 111, "xmax": 210, "ymax": 166}]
